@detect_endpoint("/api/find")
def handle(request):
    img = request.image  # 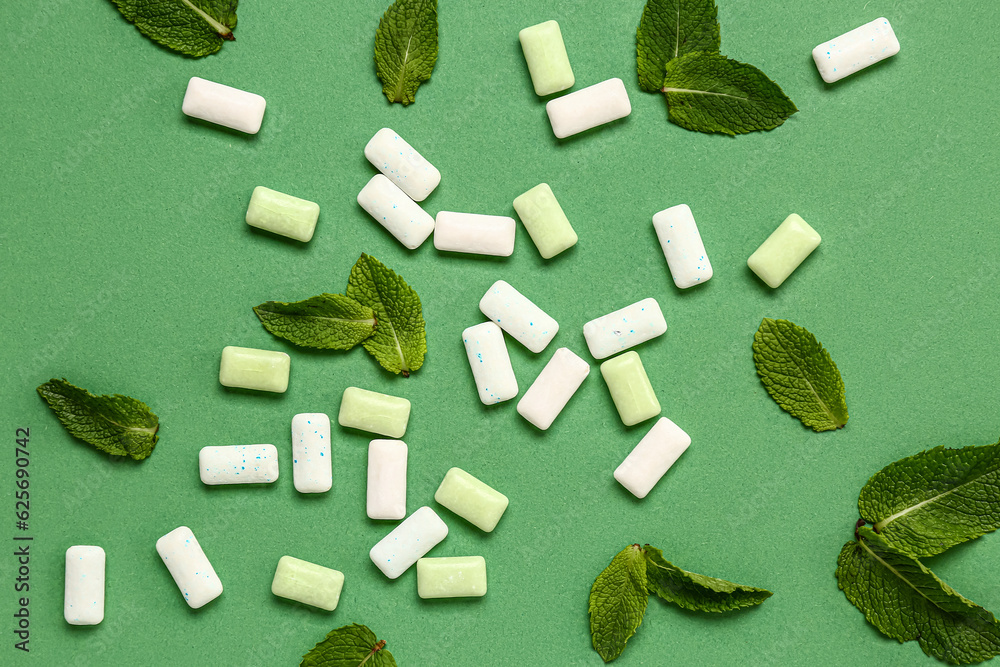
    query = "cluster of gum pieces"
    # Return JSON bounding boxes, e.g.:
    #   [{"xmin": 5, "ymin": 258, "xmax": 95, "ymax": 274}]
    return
[{"xmin": 65, "ymin": 15, "xmax": 902, "ymax": 626}]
